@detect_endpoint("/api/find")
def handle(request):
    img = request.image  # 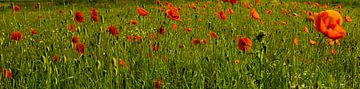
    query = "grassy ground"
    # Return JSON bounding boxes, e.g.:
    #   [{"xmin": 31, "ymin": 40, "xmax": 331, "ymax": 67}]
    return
[{"xmin": 0, "ymin": 0, "xmax": 359, "ymax": 88}]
